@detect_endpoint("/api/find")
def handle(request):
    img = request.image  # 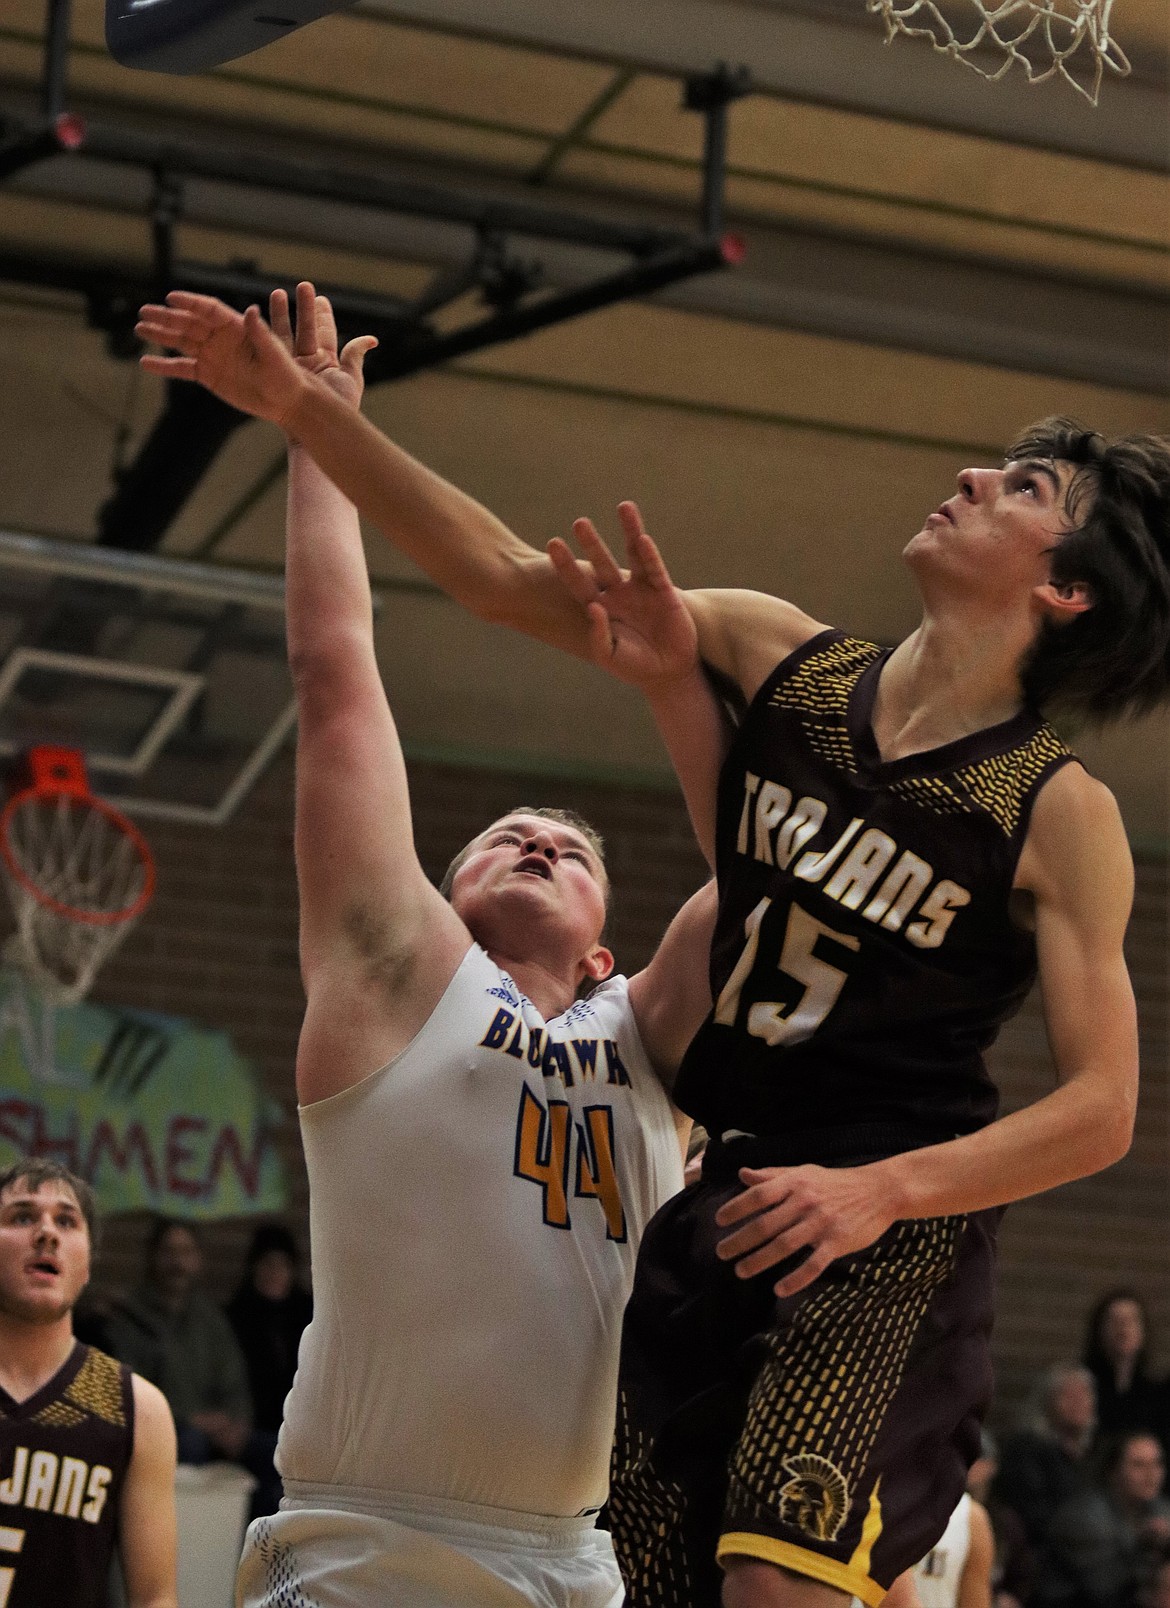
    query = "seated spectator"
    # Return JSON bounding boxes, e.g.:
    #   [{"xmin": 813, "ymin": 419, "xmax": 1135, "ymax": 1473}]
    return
[
  {"xmin": 106, "ymin": 1217, "xmax": 251, "ymax": 1466},
  {"xmin": 1136, "ymin": 1545, "xmax": 1170, "ymax": 1608},
  {"xmin": 225, "ymin": 1223, "xmax": 311, "ymax": 1439},
  {"xmin": 1035, "ymin": 1431, "xmax": 1170, "ymax": 1608},
  {"xmin": 995, "ymin": 1364, "xmax": 1098, "ymax": 1550},
  {"xmin": 1084, "ymin": 1293, "xmax": 1163, "ymax": 1444}
]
